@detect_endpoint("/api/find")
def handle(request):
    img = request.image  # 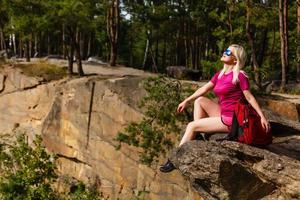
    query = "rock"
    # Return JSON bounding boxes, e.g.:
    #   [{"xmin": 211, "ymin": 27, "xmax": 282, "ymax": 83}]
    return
[
  {"xmin": 166, "ymin": 66, "xmax": 201, "ymax": 81},
  {"xmin": 40, "ymin": 76, "xmax": 203, "ymax": 199},
  {"xmin": 0, "ymin": 74, "xmax": 6, "ymax": 92},
  {"xmin": 170, "ymin": 140, "xmax": 300, "ymax": 200},
  {"xmin": 258, "ymin": 96, "xmax": 300, "ymax": 122},
  {"xmin": 87, "ymin": 56, "xmax": 107, "ymax": 65},
  {"xmin": 44, "ymin": 55, "xmax": 64, "ymax": 60},
  {"xmin": 1, "ymin": 65, "xmax": 300, "ymax": 199},
  {"xmin": 0, "ymin": 69, "xmax": 201, "ymax": 199},
  {"xmin": 0, "ymin": 49, "xmax": 13, "ymax": 58},
  {"xmin": 0, "ymin": 66, "xmax": 43, "ymax": 95}
]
